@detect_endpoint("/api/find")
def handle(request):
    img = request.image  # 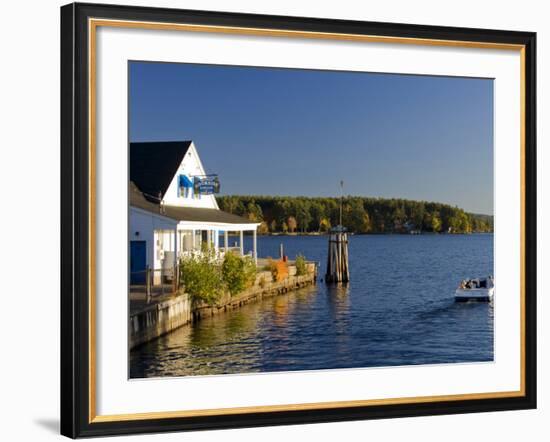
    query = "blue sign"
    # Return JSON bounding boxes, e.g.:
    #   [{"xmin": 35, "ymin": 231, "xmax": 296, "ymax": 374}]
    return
[{"xmin": 193, "ymin": 175, "xmax": 220, "ymax": 195}]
